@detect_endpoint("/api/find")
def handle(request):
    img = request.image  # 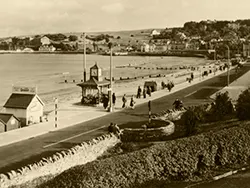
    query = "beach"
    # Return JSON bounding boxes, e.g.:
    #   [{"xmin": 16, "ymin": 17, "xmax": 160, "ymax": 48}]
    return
[{"xmin": 0, "ymin": 54, "xmax": 213, "ymax": 111}]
